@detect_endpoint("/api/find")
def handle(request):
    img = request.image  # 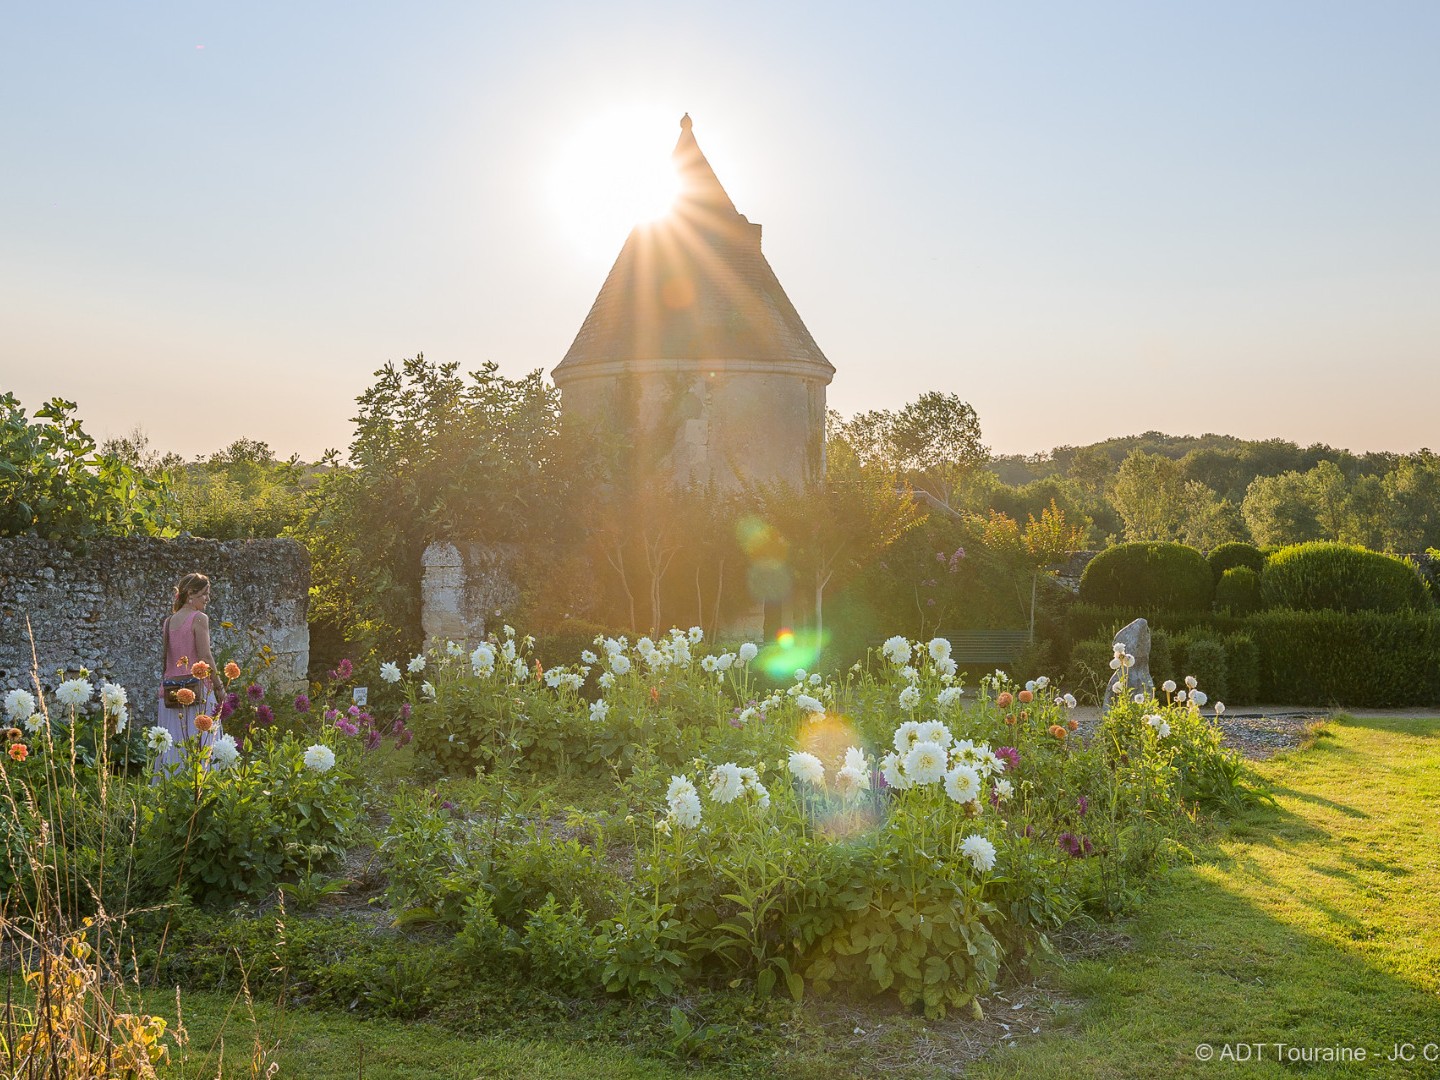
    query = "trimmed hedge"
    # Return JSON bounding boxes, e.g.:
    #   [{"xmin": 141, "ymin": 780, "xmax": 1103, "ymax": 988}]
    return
[
  {"xmin": 1214, "ymin": 566, "xmax": 1262, "ymax": 615},
  {"xmin": 1060, "ymin": 605, "xmax": 1251, "ymax": 662},
  {"xmin": 1057, "ymin": 604, "xmax": 1440, "ymax": 705},
  {"xmin": 1078, "ymin": 543, "xmax": 1214, "ymax": 613},
  {"xmin": 1247, "ymin": 609, "xmax": 1440, "ymax": 706},
  {"xmin": 1148, "ymin": 629, "xmax": 1174, "ymax": 690},
  {"xmin": 1066, "ymin": 639, "xmax": 1116, "ymax": 705},
  {"xmin": 1208, "ymin": 541, "xmax": 1266, "ymax": 580},
  {"xmin": 1222, "ymin": 633, "xmax": 1261, "ymax": 705},
  {"xmin": 1186, "ymin": 638, "xmax": 1228, "ymax": 702},
  {"xmin": 1262, "ymin": 542, "xmax": 1431, "ymax": 614}
]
